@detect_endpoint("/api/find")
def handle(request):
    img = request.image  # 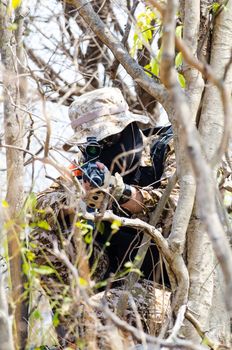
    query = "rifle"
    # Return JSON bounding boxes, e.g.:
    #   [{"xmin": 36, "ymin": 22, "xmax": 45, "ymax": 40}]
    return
[{"xmin": 80, "ymin": 137, "xmax": 105, "ymax": 187}]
